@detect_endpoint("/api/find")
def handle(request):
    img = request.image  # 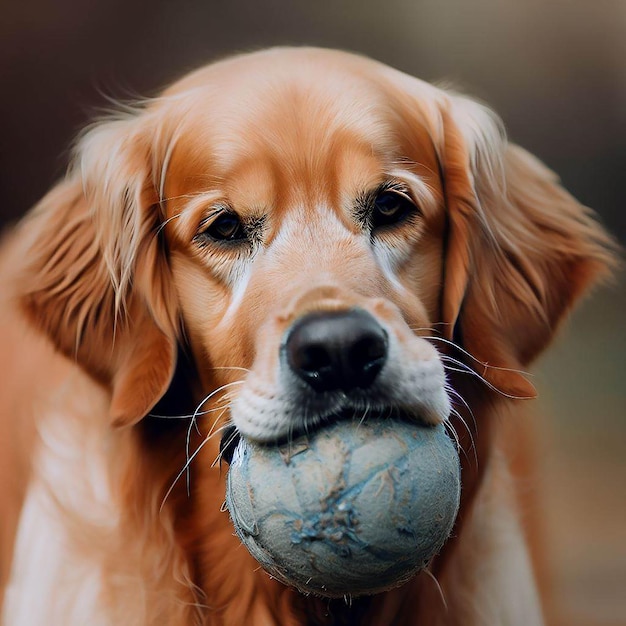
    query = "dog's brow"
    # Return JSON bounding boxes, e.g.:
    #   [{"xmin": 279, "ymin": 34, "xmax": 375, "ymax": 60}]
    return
[
  {"xmin": 387, "ymin": 169, "xmax": 441, "ymax": 211},
  {"xmin": 166, "ymin": 191, "xmax": 225, "ymax": 239}
]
